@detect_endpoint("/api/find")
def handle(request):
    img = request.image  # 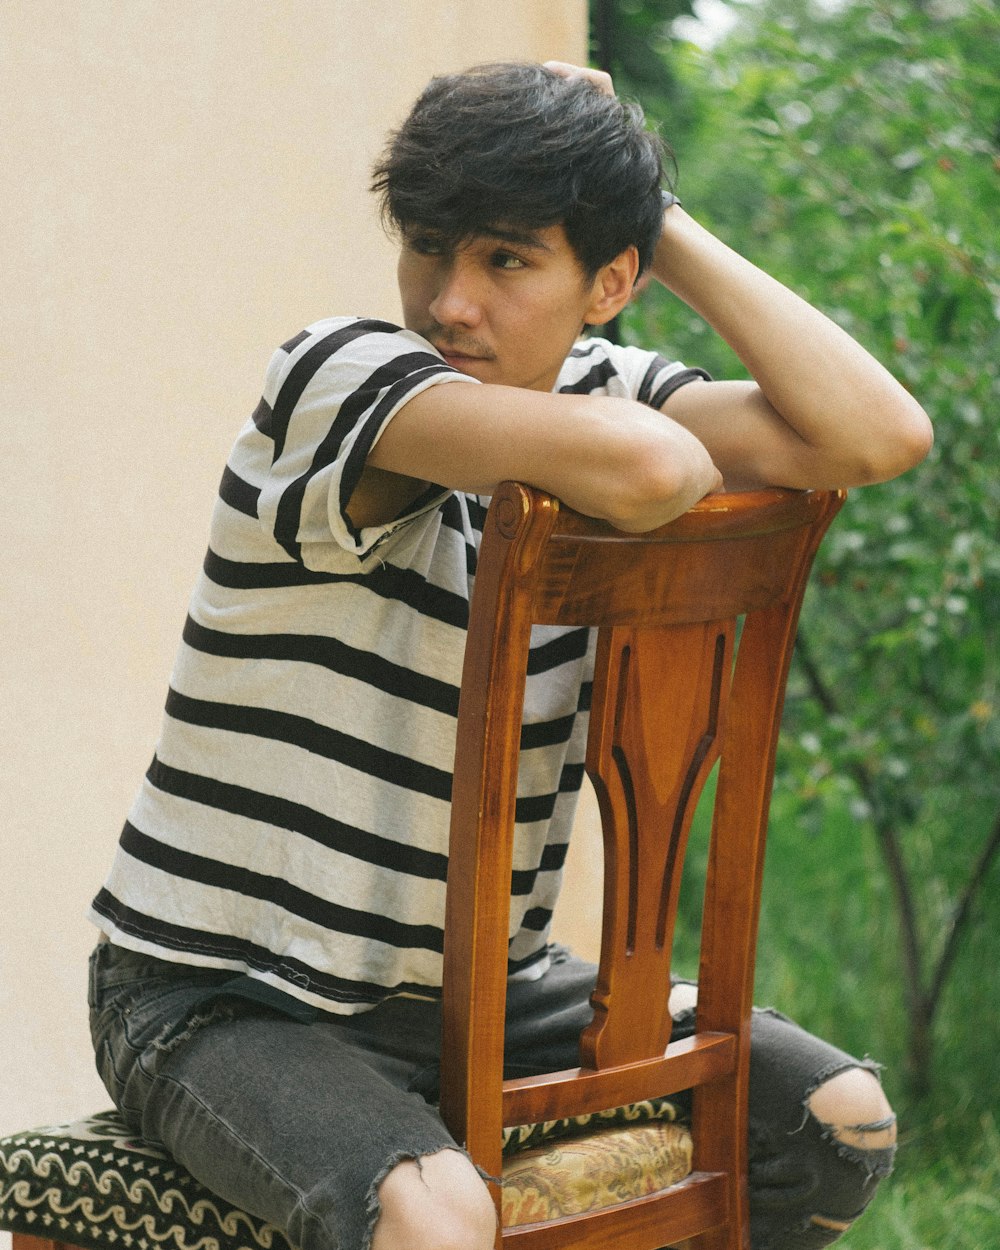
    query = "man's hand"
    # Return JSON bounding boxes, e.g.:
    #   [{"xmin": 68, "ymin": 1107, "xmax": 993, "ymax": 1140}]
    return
[{"xmin": 543, "ymin": 60, "xmax": 615, "ymax": 97}]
